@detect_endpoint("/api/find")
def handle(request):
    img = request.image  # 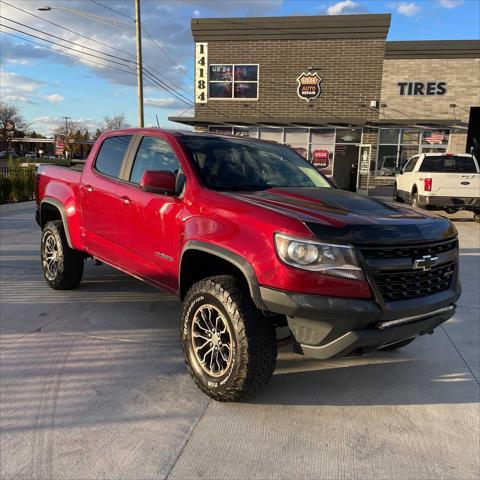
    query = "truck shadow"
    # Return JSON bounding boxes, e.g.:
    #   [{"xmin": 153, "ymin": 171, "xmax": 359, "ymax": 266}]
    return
[{"xmin": 251, "ymin": 334, "xmax": 479, "ymax": 407}]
